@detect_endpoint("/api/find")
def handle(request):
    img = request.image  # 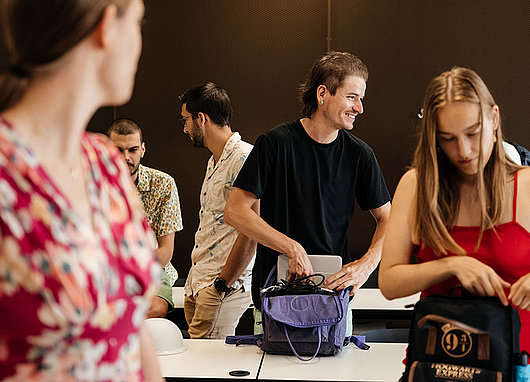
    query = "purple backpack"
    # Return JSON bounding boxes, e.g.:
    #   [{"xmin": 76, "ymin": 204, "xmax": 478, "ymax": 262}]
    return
[{"xmin": 258, "ymin": 267, "xmax": 368, "ymax": 361}]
